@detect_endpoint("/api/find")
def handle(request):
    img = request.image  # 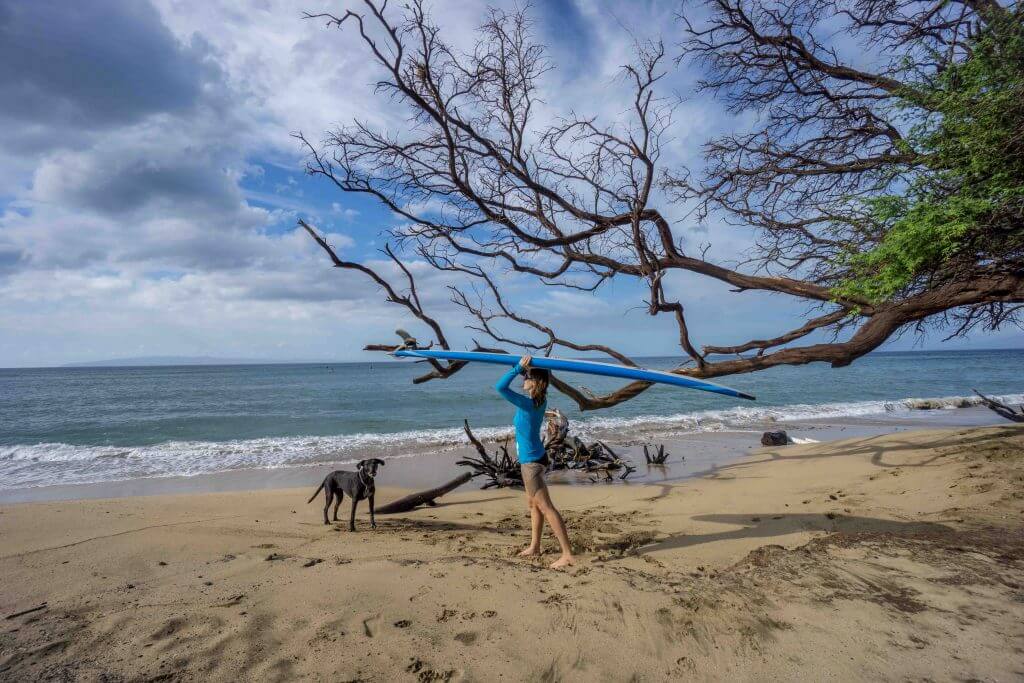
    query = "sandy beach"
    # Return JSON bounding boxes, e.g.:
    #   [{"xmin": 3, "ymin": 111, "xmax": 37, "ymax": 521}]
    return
[{"xmin": 2, "ymin": 424, "xmax": 1023, "ymax": 681}]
